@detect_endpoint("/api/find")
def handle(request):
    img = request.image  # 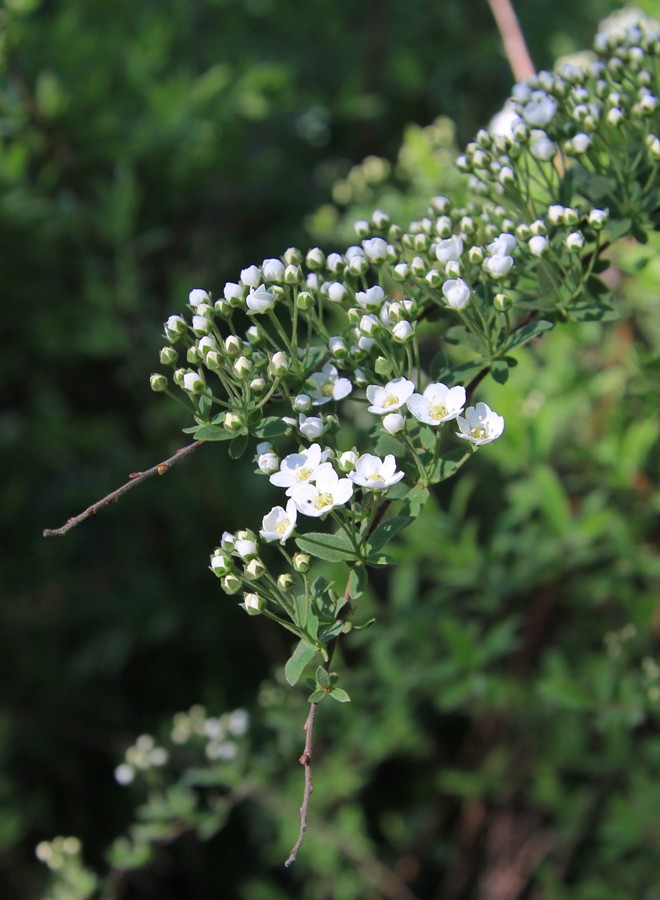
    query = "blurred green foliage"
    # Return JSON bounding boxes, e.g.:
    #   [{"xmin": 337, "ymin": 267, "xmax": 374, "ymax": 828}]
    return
[{"xmin": 3, "ymin": 0, "xmax": 659, "ymax": 897}]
